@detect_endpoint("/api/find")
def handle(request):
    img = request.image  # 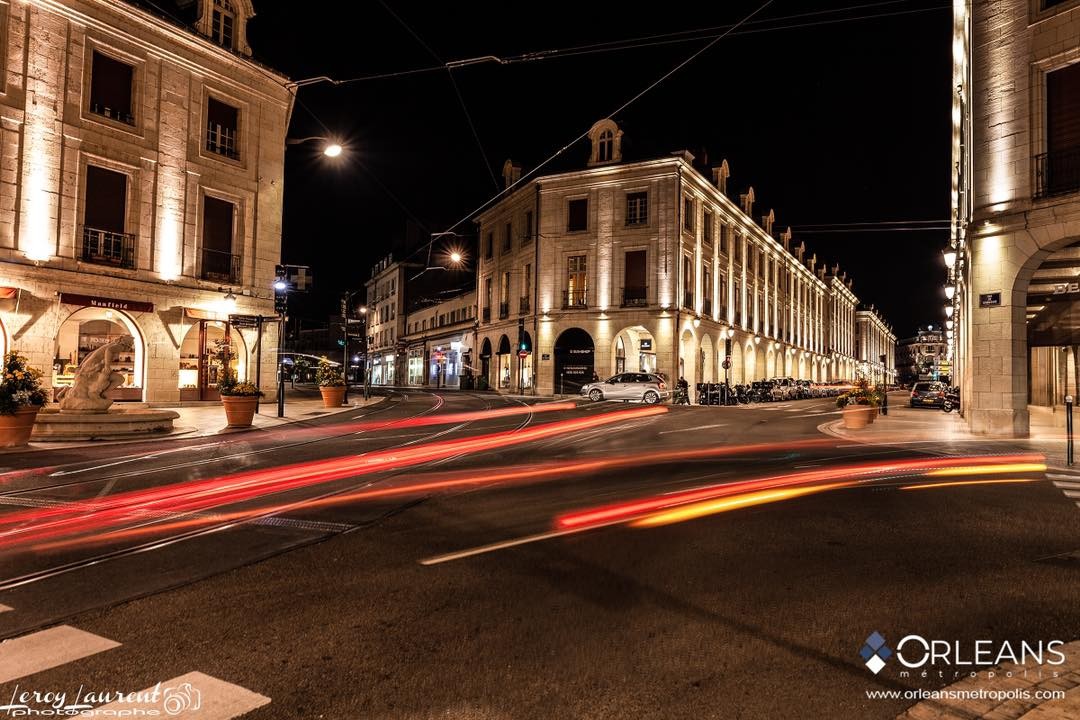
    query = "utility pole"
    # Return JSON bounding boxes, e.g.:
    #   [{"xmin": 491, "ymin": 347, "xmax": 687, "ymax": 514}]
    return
[{"xmin": 341, "ymin": 293, "xmax": 350, "ymax": 404}]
